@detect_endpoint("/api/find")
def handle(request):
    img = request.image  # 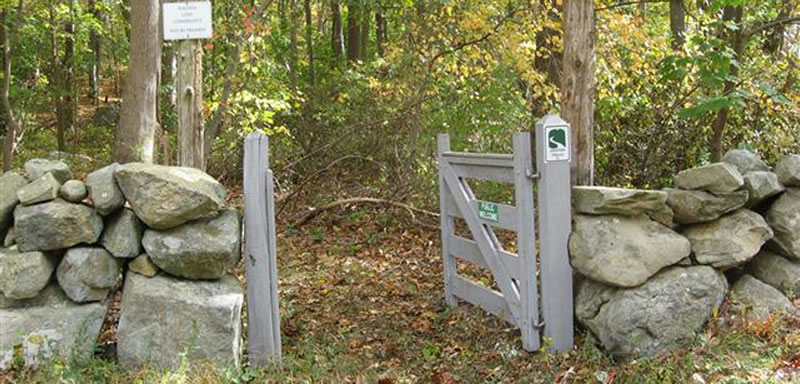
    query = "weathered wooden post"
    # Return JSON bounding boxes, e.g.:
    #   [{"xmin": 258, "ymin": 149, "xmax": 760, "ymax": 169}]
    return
[
  {"xmin": 535, "ymin": 115, "xmax": 574, "ymax": 352},
  {"xmin": 243, "ymin": 133, "xmax": 281, "ymax": 365}
]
